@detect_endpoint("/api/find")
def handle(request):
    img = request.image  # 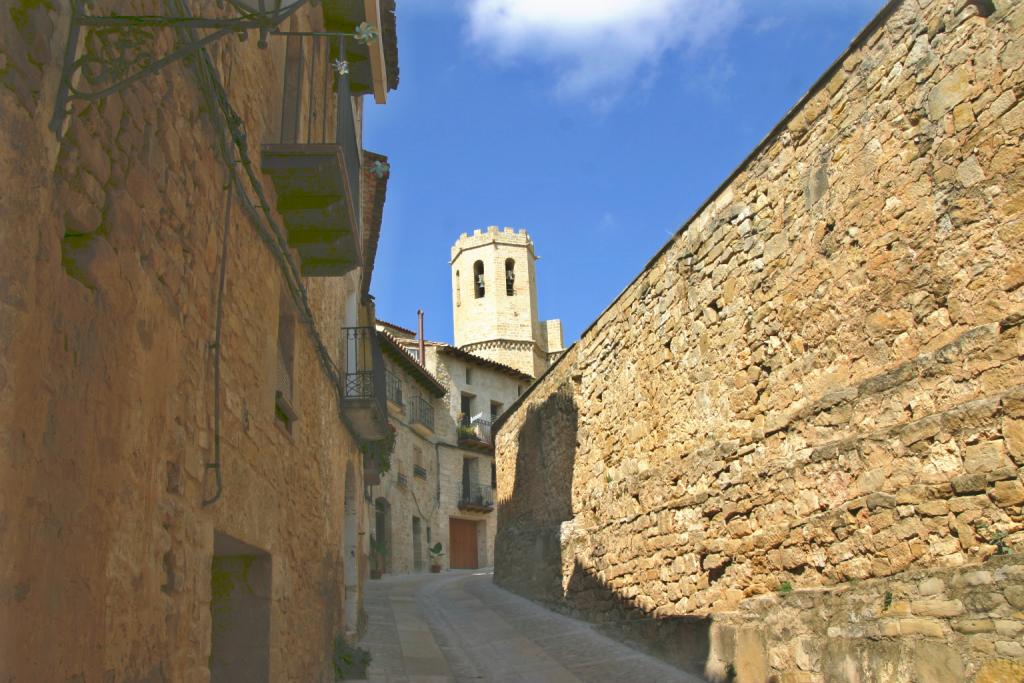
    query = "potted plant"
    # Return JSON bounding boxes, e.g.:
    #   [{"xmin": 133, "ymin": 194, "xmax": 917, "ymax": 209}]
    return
[
  {"xmin": 369, "ymin": 535, "xmax": 387, "ymax": 580},
  {"xmin": 333, "ymin": 635, "xmax": 372, "ymax": 680},
  {"xmin": 428, "ymin": 542, "xmax": 444, "ymax": 573}
]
